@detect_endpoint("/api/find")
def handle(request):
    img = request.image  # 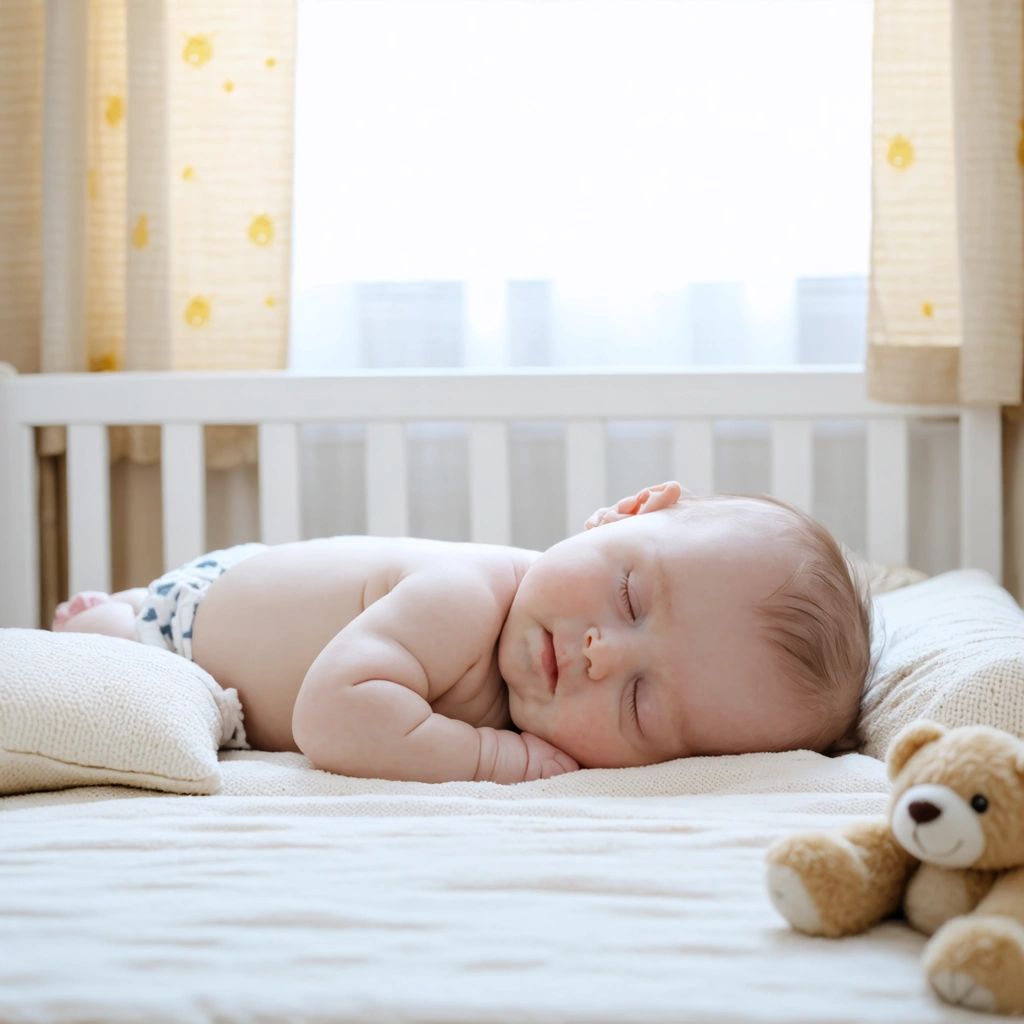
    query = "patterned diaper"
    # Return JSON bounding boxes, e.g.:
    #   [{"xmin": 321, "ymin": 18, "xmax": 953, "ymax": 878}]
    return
[{"xmin": 135, "ymin": 543, "xmax": 266, "ymax": 662}]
